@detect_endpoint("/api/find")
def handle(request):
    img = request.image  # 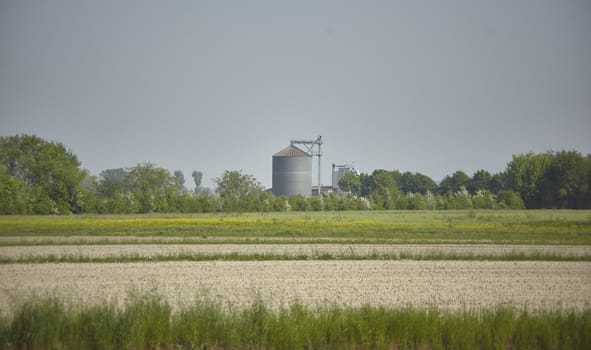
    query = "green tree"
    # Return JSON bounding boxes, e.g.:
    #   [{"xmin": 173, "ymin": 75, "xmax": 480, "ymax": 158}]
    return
[
  {"xmin": 469, "ymin": 169, "xmax": 492, "ymax": 194},
  {"xmin": 95, "ymin": 168, "xmax": 131, "ymax": 213},
  {"xmin": 100, "ymin": 168, "xmax": 127, "ymax": 182},
  {"xmin": 438, "ymin": 171, "xmax": 470, "ymax": 195},
  {"xmin": 337, "ymin": 172, "xmax": 361, "ymax": 195},
  {"xmin": 496, "ymin": 190, "xmax": 524, "ymax": 209},
  {"xmin": 488, "ymin": 172, "xmax": 508, "ymax": 194},
  {"xmin": 399, "ymin": 172, "xmax": 437, "ymax": 194},
  {"xmin": 0, "ymin": 165, "xmax": 27, "ymax": 214},
  {"xmin": 359, "ymin": 173, "xmax": 373, "ymax": 197},
  {"xmin": 506, "ymin": 152, "xmax": 552, "ymax": 208},
  {"xmin": 125, "ymin": 163, "xmax": 177, "ymax": 213},
  {"xmin": 536, "ymin": 151, "xmax": 590, "ymax": 208},
  {"xmin": 215, "ymin": 170, "xmax": 264, "ymax": 212},
  {"xmin": 471, "ymin": 189, "xmax": 498, "ymax": 209},
  {"xmin": 0, "ymin": 134, "xmax": 85, "ymax": 214},
  {"xmin": 404, "ymin": 192, "xmax": 429, "ymax": 210},
  {"xmin": 369, "ymin": 170, "xmax": 401, "ymax": 209},
  {"xmin": 192, "ymin": 170, "xmax": 203, "ymax": 194},
  {"xmin": 75, "ymin": 171, "xmax": 100, "ymax": 213},
  {"xmin": 173, "ymin": 170, "xmax": 186, "ymax": 194},
  {"xmin": 442, "ymin": 187, "xmax": 473, "ymax": 209},
  {"xmin": 97, "ymin": 168, "xmax": 128, "ymax": 198}
]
